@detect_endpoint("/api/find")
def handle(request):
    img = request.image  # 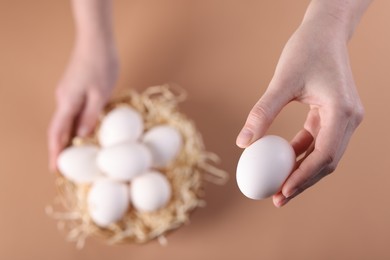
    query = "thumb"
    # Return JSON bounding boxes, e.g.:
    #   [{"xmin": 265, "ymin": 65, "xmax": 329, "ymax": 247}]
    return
[
  {"xmin": 77, "ymin": 90, "xmax": 107, "ymax": 137},
  {"xmin": 236, "ymin": 86, "xmax": 292, "ymax": 148}
]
